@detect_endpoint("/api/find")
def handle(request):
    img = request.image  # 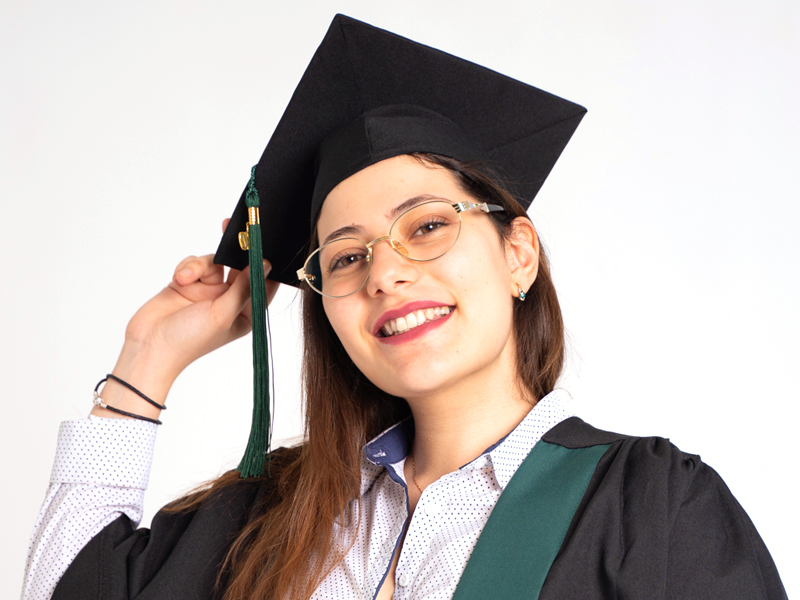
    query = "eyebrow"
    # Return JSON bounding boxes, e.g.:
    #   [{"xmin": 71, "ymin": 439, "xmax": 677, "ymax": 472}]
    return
[{"xmin": 321, "ymin": 194, "xmax": 442, "ymax": 246}]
